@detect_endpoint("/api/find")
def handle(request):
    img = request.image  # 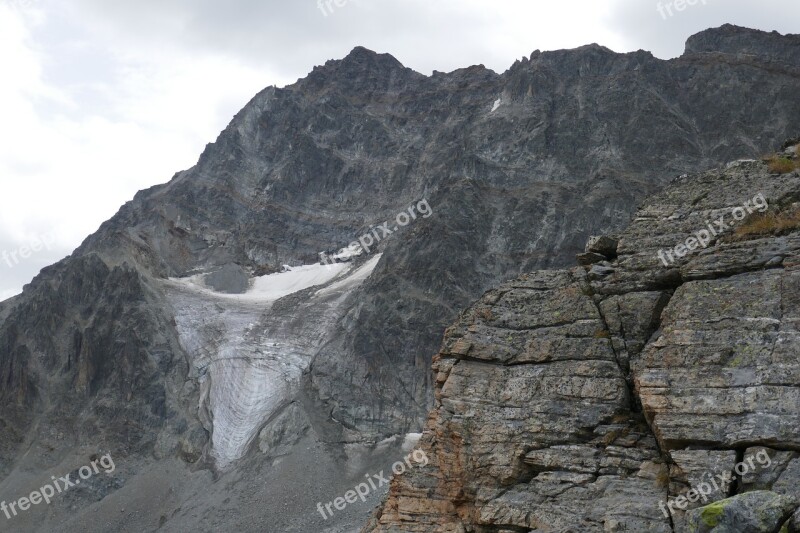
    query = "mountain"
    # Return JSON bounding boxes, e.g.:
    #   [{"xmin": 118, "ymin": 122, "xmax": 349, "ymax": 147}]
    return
[{"xmin": 0, "ymin": 24, "xmax": 799, "ymax": 533}]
